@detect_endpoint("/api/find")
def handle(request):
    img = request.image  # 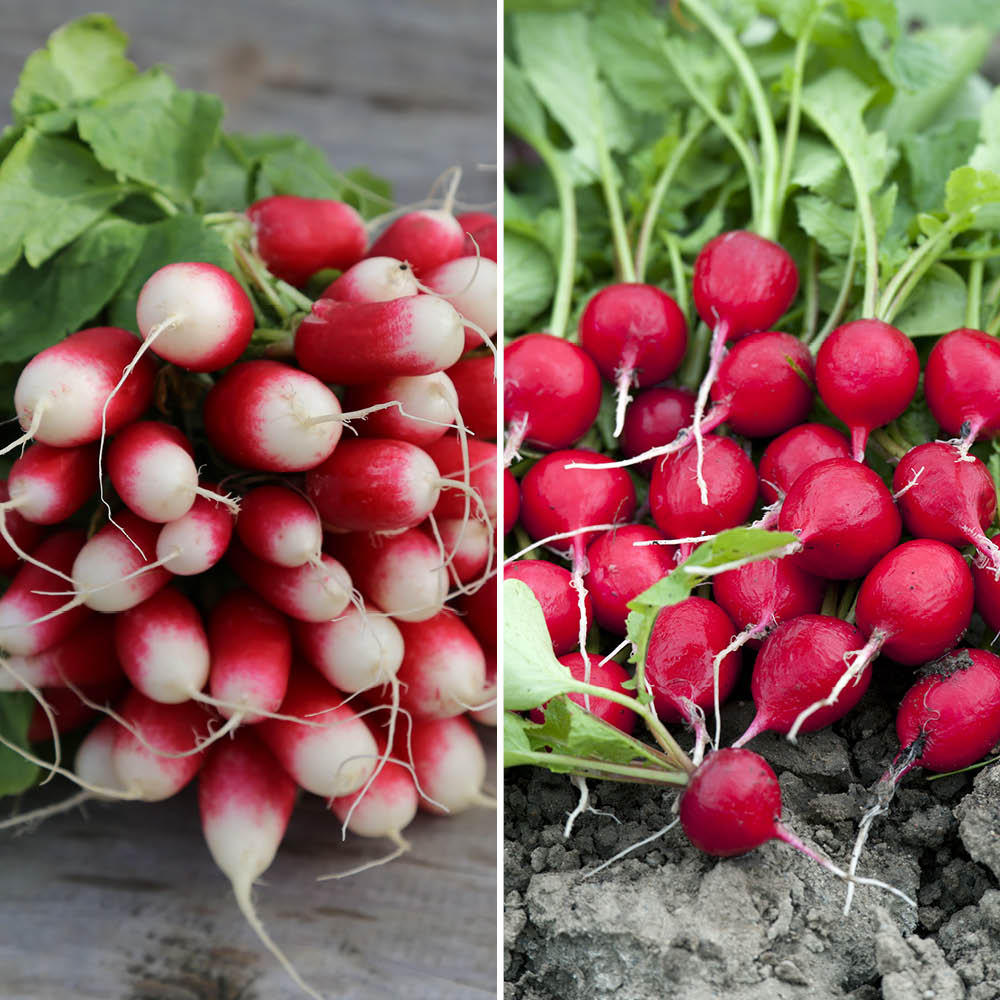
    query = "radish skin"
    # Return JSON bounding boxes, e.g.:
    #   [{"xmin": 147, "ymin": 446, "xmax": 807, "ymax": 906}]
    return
[{"xmin": 322, "ymin": 256, "xmax": 420, "ymax": 303}]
